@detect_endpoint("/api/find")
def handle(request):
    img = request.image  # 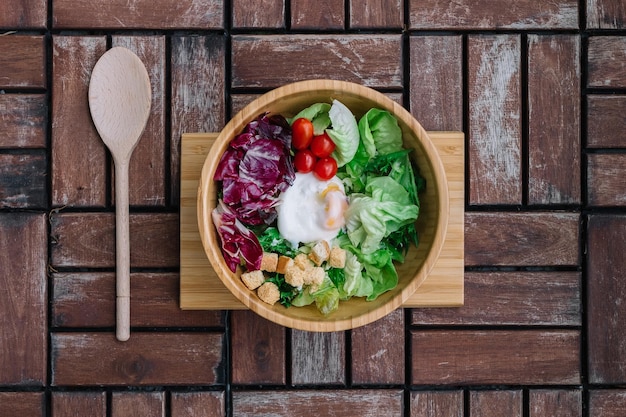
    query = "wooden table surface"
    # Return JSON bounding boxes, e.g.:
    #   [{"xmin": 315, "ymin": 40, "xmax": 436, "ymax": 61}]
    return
[{"xmin": 1, "ymin": 1, "xmax": 625, "ymax": 416}]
